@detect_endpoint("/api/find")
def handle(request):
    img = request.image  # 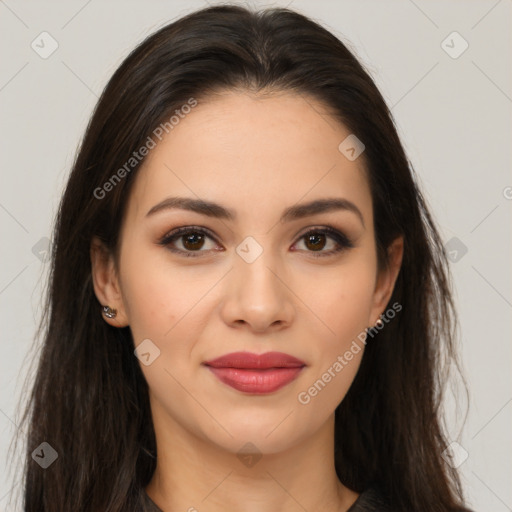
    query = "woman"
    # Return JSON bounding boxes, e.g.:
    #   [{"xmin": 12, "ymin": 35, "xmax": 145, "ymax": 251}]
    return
[{"xmin": 14, "ymin": 4, "xmax": 472, "ymax": 511}]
